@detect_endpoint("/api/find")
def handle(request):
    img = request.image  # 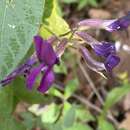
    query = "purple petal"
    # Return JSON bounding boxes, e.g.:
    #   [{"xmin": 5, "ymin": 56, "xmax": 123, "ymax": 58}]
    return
[
  {"xmin": 78, "ymin": 19, "xmax": 116, "ymax": 31},
  {"xmin": 25, "ymin": 54, "xmax": 38, "ymax": 66},
  {"xmin": 108, "ymin": 12, "xmax": 130, "ymax": 31},
  {"xmin": 80, "ymin": 47, "xmax": 106, "ymax": 72},
  {"xmin": 0, "ymin": 76, "xmax": 16, "ymax": 86},
  {"xmin": 34, "ymin": 35, "xmax": 43, "ymax": 62},
  {"xmin": 26, "ymin": 64, "xmax": 45, "ymax": 90},
  {"xmin": 0, "ymin": 61, "xmax": 31, "ymax": 86},
  {"xmin": 77, "ymin": 12, "xmax": 130, "ymax": 32},
  {"xmin": 93, "ymin": 42, "xmax": 116, "ymax": 57},
  {"xmin": 38, "ymin": 68, "xmax": 55, "ymax": 93},
  {"xmin": 76, "ymin": 32, "xmax": 116, "ymax": 57},
  {"xmin": 34, "ymin": 35, "xmax": 58, "ymax": 65},
  {"xmin": 105, "ymin": 54, "xmax": 120, "ymax": 72},
  {"xmin": 78, "ymin": 19, "xmax": 103, "ymax": 27},
  {"xmin": 40, "ymin": 41, "xmax": 57, "ymax": 65},
  {"xmin": 76, "ymin": 31, "xmax": 102, "ymax": 46}
]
